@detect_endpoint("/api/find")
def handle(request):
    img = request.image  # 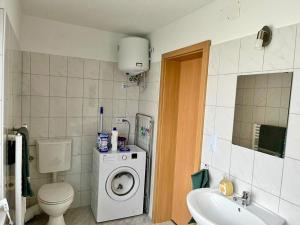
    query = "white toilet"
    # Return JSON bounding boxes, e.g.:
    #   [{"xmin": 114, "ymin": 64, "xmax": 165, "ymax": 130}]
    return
[{"xmin": 36, "ymin": 139, "xmax": 74, "ymax": 225}]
